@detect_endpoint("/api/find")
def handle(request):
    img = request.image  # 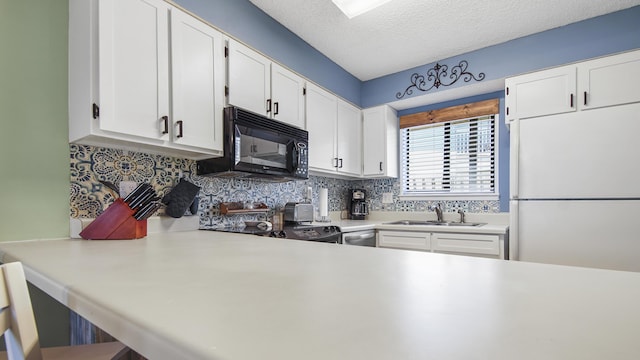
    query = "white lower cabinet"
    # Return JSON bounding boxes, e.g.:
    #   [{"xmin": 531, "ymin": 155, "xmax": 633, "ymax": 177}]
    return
[
  {"xmin": 378, "ymin": 230, "xmax": 505, "ymax": 259},
  {"xmin": 431, "ymin": 233, "xmax": 500, "ymax": 257},
  {"xmin": 377, "ymin": 231, "xmax": 430, "ymax": 251}
]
